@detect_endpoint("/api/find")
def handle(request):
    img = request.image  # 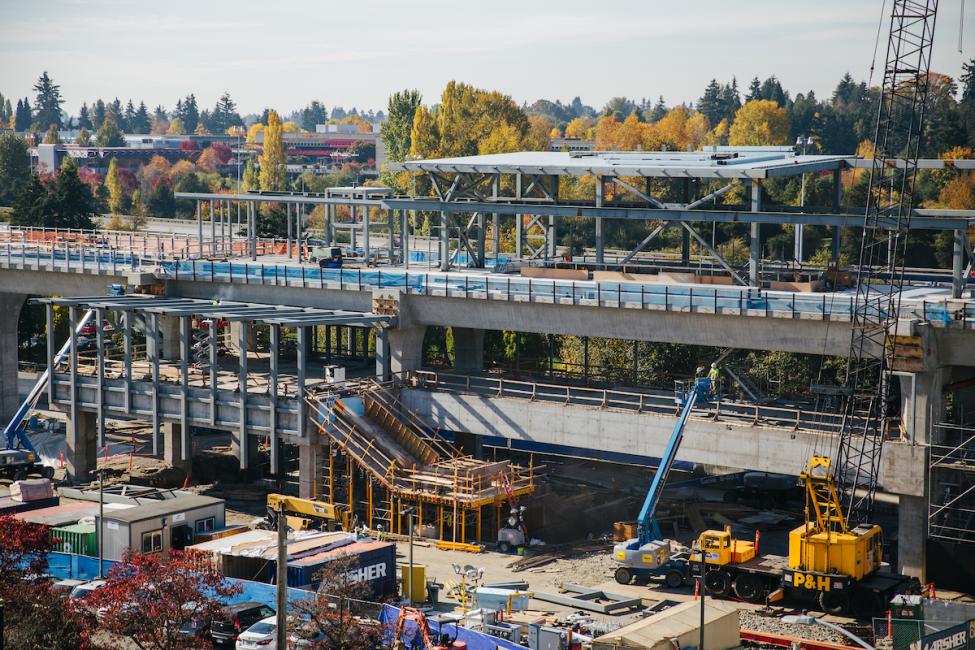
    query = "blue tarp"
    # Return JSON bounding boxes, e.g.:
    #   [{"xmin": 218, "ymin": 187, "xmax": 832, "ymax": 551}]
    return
[{"xmin": 378, "ymin": 604, "xmax": 525, "ymax": 650}]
